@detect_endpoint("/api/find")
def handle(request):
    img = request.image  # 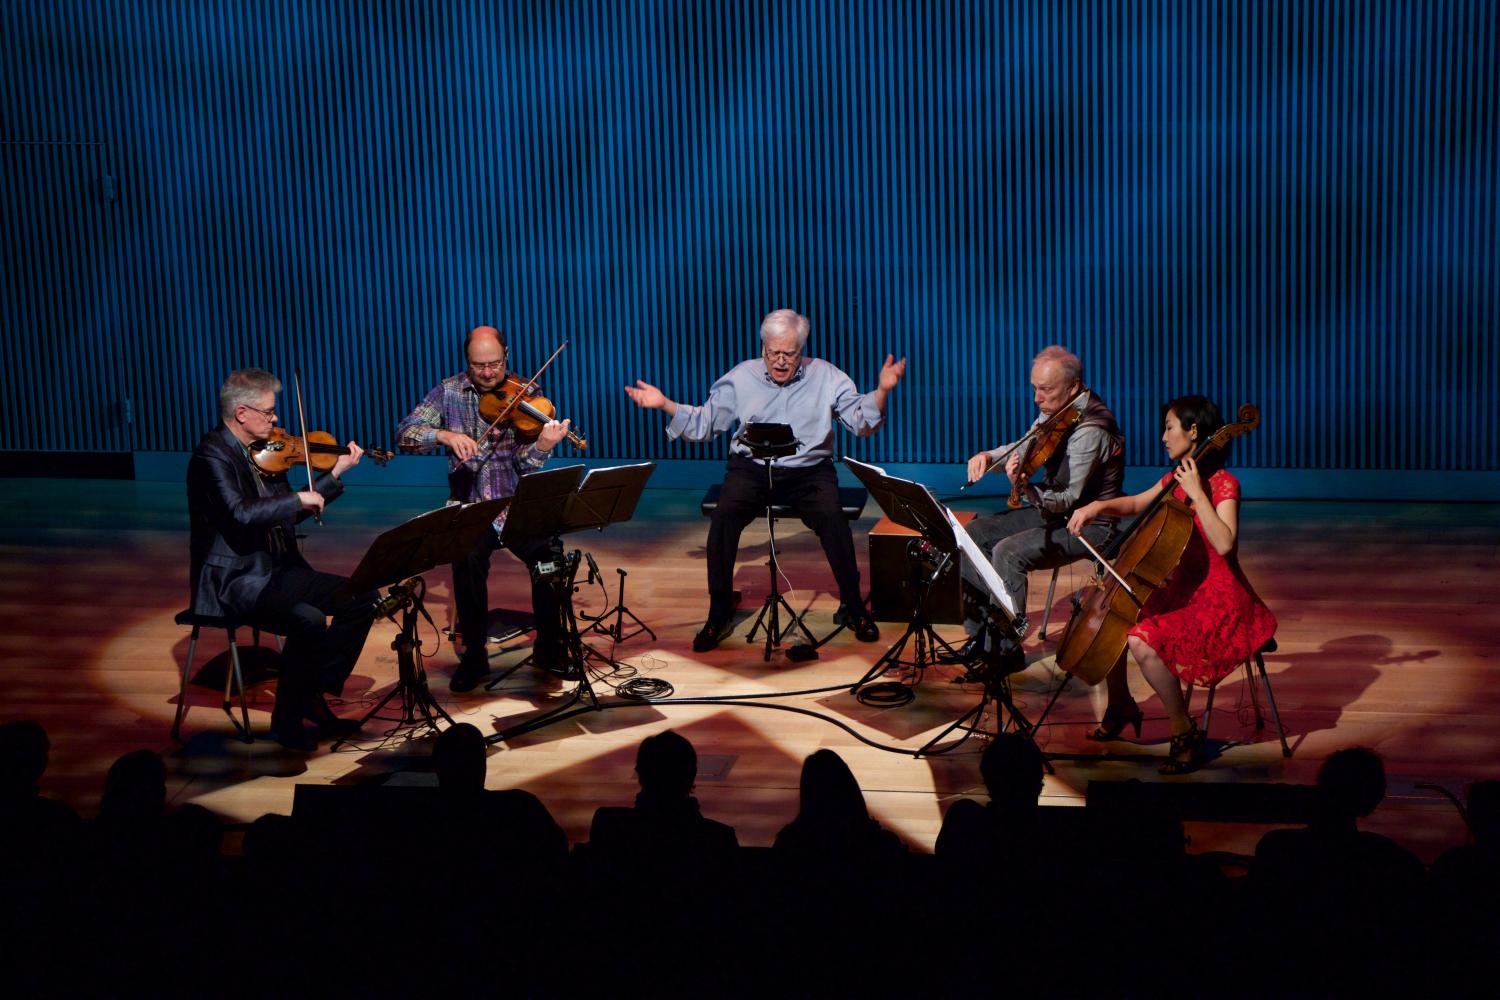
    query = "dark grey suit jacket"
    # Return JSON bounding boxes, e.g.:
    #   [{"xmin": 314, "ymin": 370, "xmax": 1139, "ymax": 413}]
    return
[{"xmin": 186, "ymin": 423, "xmax": 343, "ymax": 617}]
